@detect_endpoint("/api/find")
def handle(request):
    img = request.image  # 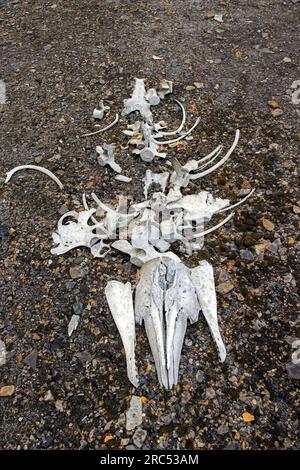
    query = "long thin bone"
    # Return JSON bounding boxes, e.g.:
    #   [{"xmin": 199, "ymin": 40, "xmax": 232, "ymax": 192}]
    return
[
  {"xmin": 191, "ymin": 212, "xmax": 234, "ymax": 239},
  {"xmin": 197, "ymin": 146, "xmax": 224, "ymax": 170},
  {"xmin": 81, "ymin": 114, "xmax": 119, "ymax": 137},
  {"xmin": 160, "ymin": 100, "xmax": 186, "ymax": 136},
  {"xmin": 5, "ymin": 165, "xmax": 63, "ymax": 190},
  {"xmin": 91, "ymin": 192, "xmax": 138, "ymax": 220},
  {"xmin": 217, "ymin": 188, "xmax": 255, "ymax": 213},
  {"xmin": 82, "ymin": 193, "xmax": 98, "ymax": 225},
  {"xmin": 189, "ymin": 129, "xmax": 240, "ymax": 180},
  {"xmin": 152, "ymin": 117, "xmax": 201, "ymax": 145},
  {"xmin": 196, "ymin": 145, "xmax": 223, "ymax": 165}
]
